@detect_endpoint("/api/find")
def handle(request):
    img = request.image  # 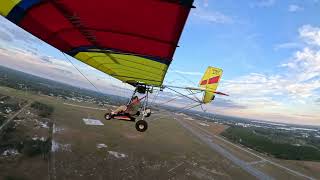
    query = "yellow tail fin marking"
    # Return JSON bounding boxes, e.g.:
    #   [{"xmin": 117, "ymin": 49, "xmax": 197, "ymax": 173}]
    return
[{"xmin": 199, "ymin": 66, "xmax": 223, "ymax": 104}]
